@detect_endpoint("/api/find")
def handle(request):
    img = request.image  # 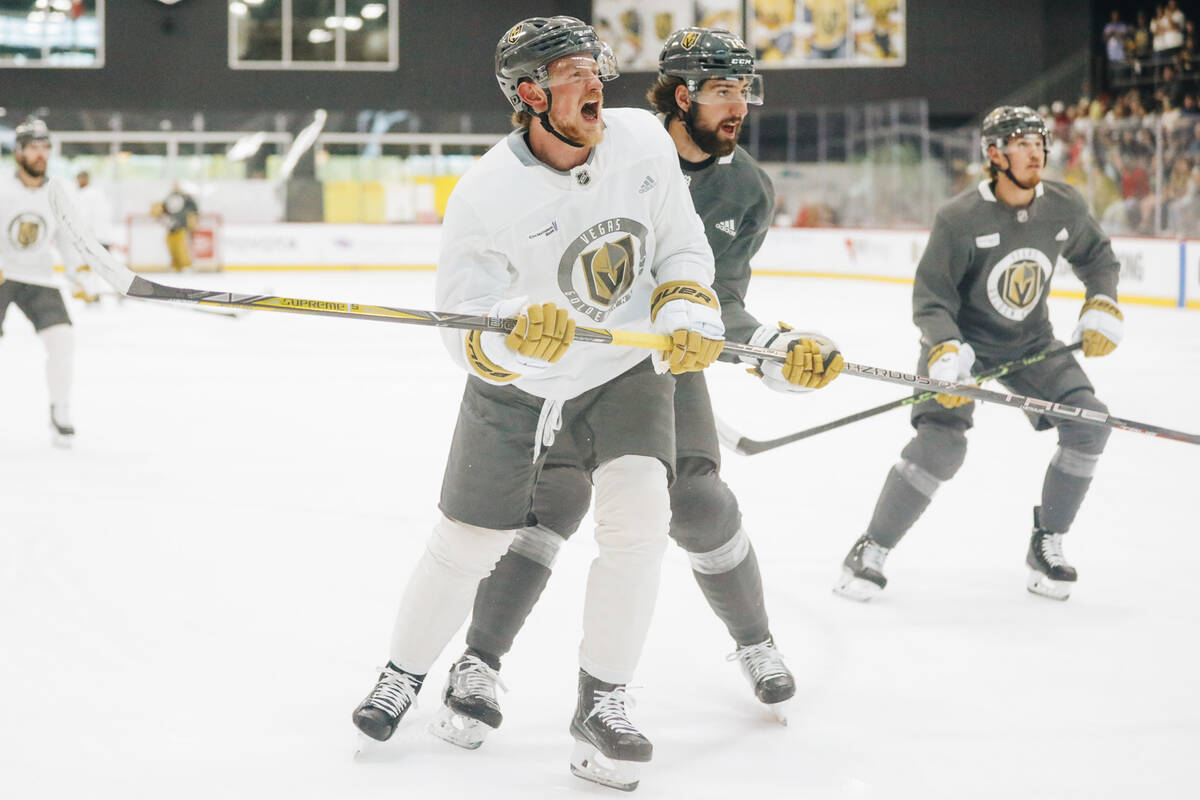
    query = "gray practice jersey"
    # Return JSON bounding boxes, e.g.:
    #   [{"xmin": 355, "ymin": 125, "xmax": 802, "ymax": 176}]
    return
[
  {"xmin": 679, "ymin": 144, "xmax": 775, "ymax": 348},
  {"xmin": 913, "ymin": 179, "xmax": 1120, "ymax": 359}
]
